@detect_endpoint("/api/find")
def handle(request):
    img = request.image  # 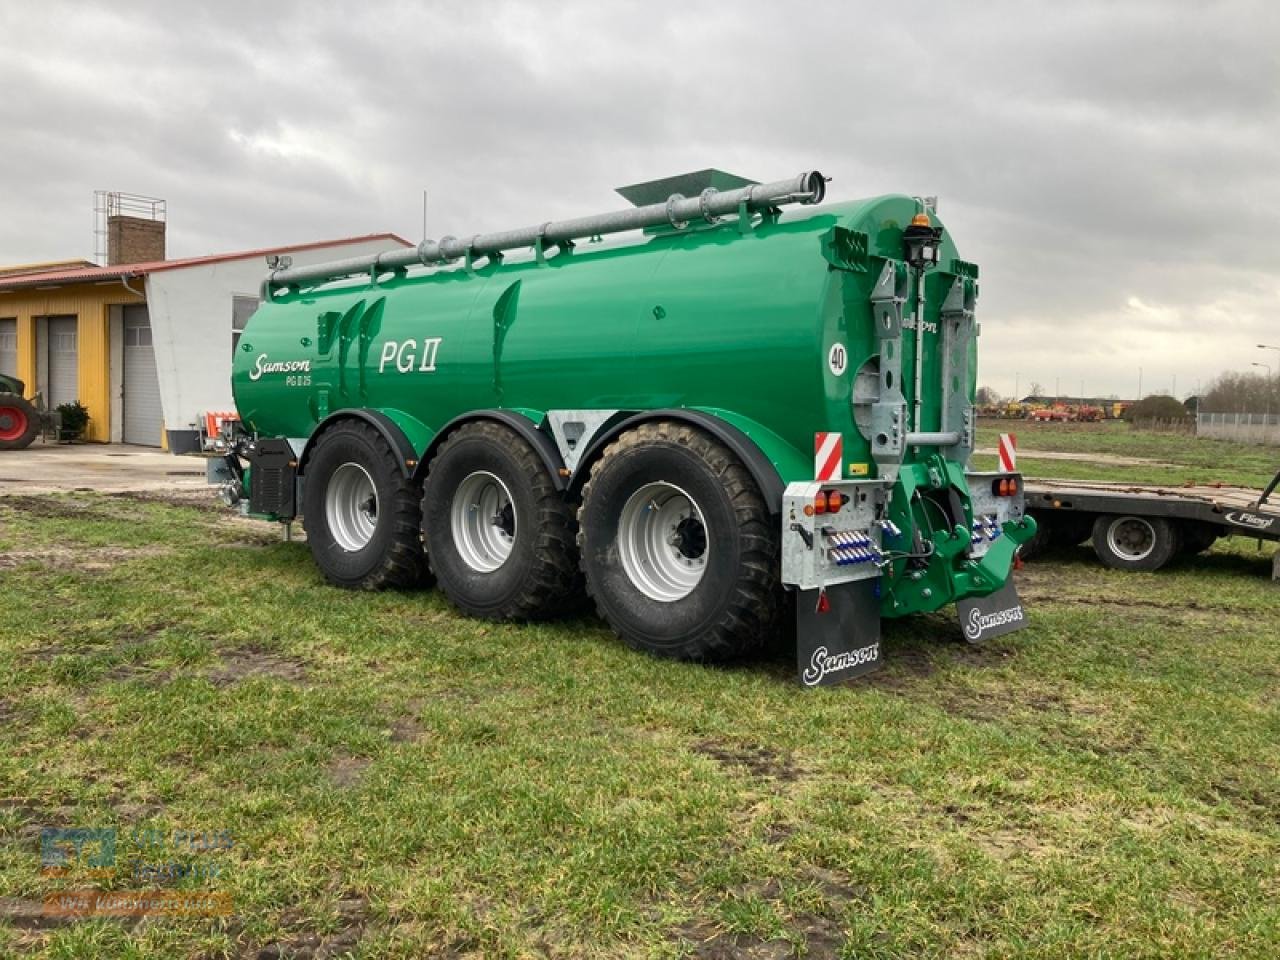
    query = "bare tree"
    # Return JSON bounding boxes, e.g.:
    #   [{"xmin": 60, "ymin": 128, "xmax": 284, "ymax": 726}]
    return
[
  {"xmin": 1201, "ymin": 371, "xmax": 1279, "ymax": 414},
  {"xmin": 976, "ymin": 385, "xmax": 1001, "ymax": 405}
]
